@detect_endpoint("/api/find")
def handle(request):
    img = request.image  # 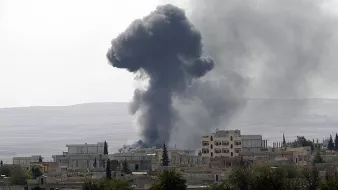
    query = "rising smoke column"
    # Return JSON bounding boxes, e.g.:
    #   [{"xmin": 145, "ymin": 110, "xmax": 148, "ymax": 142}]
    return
[
  {"xmin": 107, "ymin": 4, "xmax": 214, "ymax": 146},
  {"xmin": 166, "ymin": 0, "xmax": 338, "ymax": 148}
]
